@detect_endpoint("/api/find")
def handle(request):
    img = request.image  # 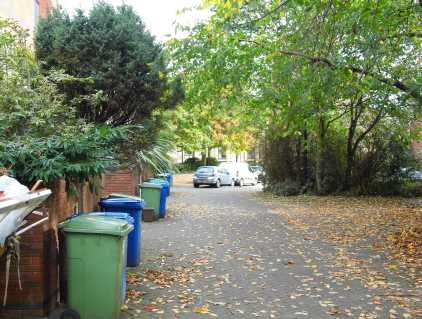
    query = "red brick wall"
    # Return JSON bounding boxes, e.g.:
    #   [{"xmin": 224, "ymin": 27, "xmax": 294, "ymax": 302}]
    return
[
  {"xmin": 46, "ymin": 180, "xmax": 78, "ymax": 230},
  {"xmin": 0, "ymin": 214, "xmax": 58, "ymax": 318},
  {"xmin": 39, "ymin": 0, "xmax": 55, "ymax": 18},
  {"xmin": 0, "ymin": 178, "xmax": 101, "ymax": 317},
  {"xmin": 101, "ymin": 168, "xmax": 141, "ymax": 197},
  {"xmin": 0, "ymin": 170, "xmax": 149, "ymax": 317}
]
